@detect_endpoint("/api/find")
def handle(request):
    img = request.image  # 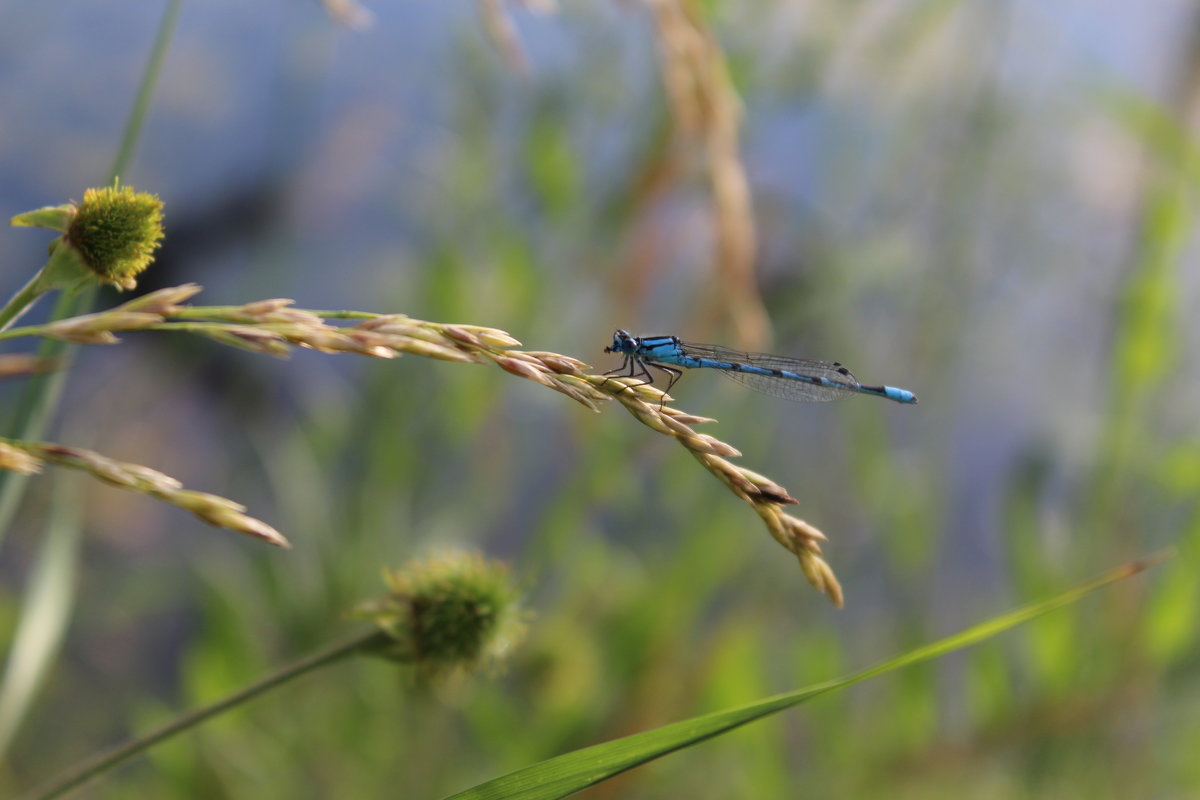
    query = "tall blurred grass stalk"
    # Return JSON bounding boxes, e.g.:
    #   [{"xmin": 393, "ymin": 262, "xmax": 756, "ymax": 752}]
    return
[
  {"xmin": 0, "ymin": 0, "xmax": 182, "ymax": 766},
  {"xmin": 0, "ymin": 476, "xmax": 81, "ymax": 757},
  {"xmin": 646, "ymin": 0, "xmax": 769, "ymax": 348}
]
